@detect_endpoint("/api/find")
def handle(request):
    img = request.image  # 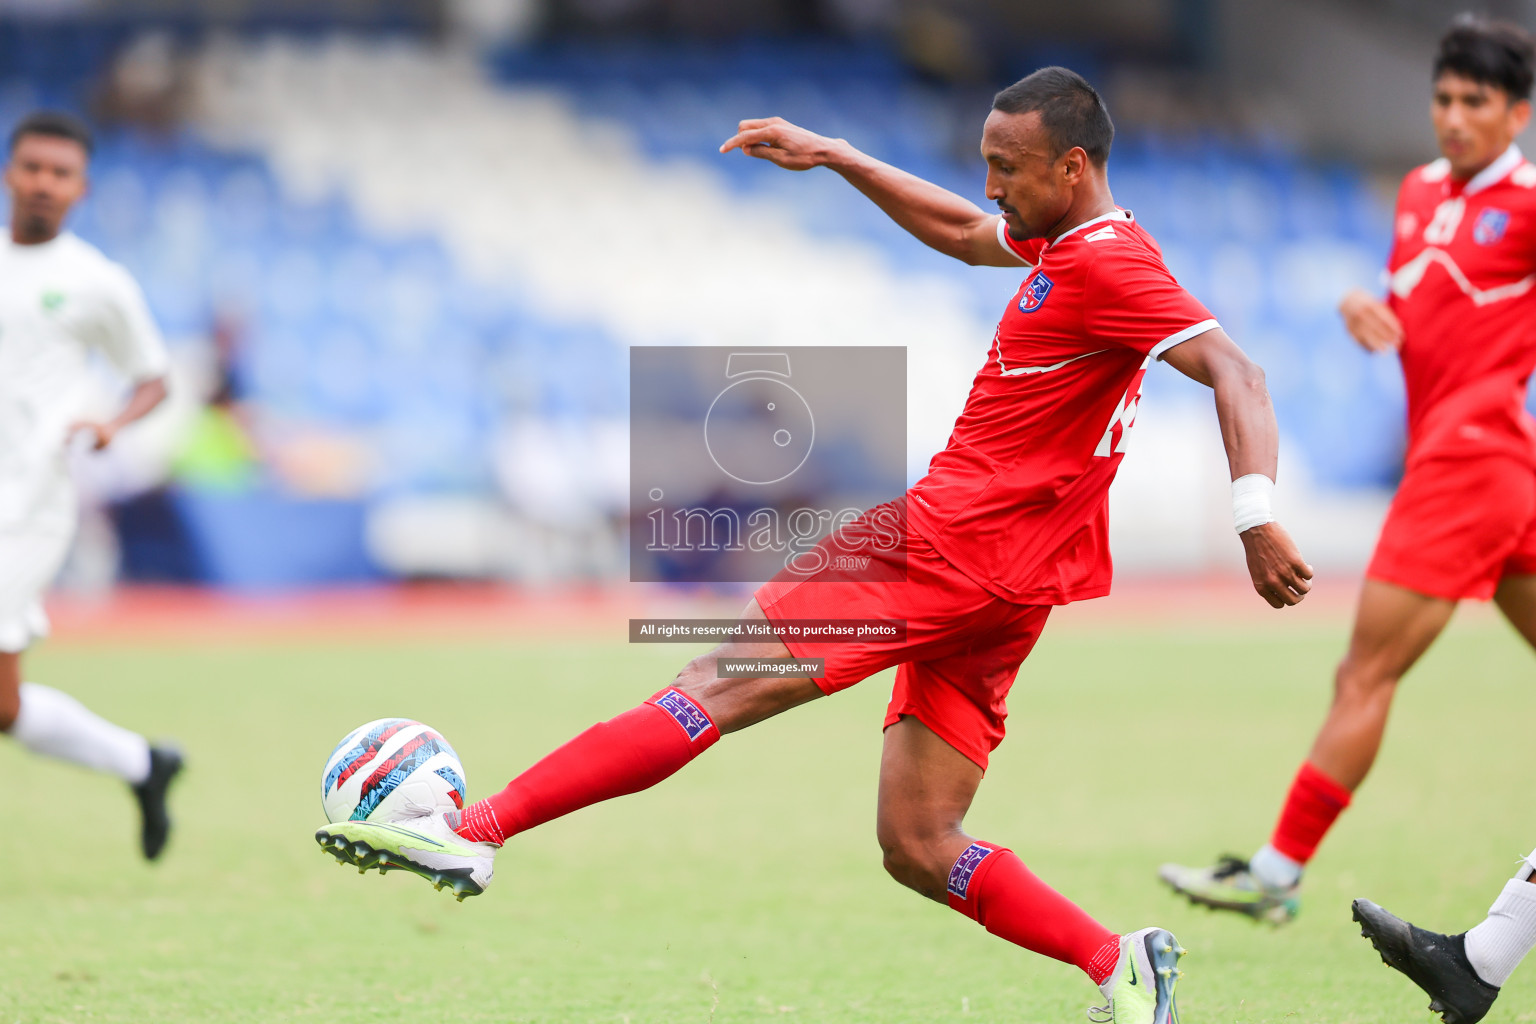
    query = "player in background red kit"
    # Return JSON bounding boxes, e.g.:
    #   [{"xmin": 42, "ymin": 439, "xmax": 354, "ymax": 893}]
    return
[
  {"xmin": 316, "ymin": 67, "xmax": 1312, "ymax": 1024},
  {"xmin": 1161, "ymin": 17, "xmax": 1536, "ymax": 1024}
]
